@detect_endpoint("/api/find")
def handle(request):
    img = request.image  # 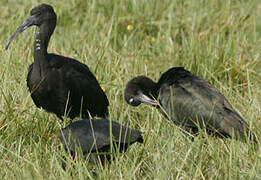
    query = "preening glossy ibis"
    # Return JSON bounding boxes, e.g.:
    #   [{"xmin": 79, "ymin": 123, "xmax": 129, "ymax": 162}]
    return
[
  {"xmin": 5, "ymin": 4, "xmax": 109, "ymax": 120},
  {"xmin": 59, "ymin": 118, "xmax": 143, "ymax": 164},
  {"xmin": 124, "ymin": 67, "xmax": 257, "ymax": 143}
]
